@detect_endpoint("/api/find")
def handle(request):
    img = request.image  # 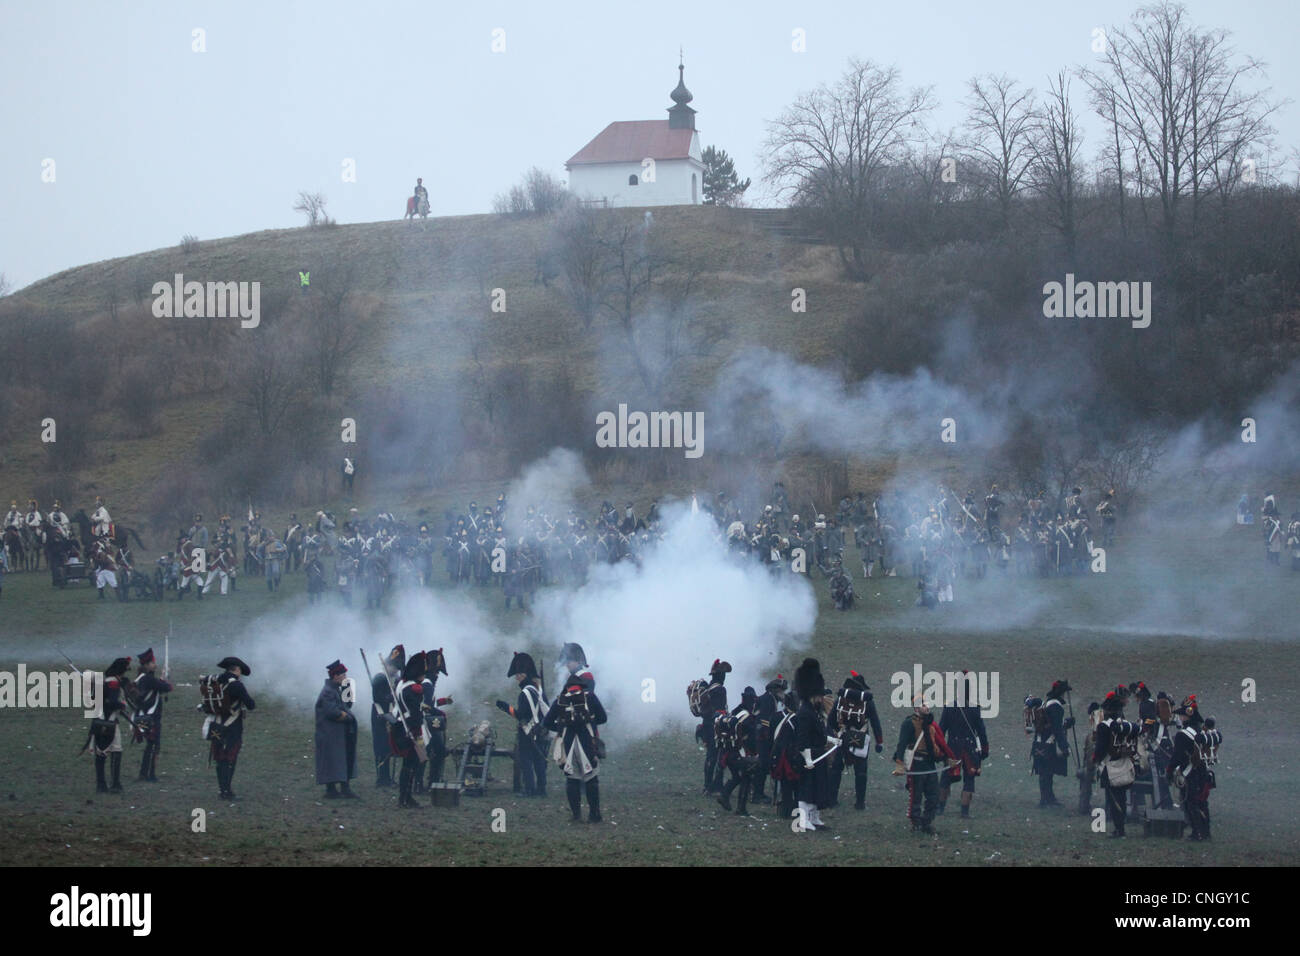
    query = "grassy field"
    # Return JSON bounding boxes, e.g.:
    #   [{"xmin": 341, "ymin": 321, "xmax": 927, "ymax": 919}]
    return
[{"xmin": 1, "ymin": 520, "xmax": 1295, "ymax": 868}]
